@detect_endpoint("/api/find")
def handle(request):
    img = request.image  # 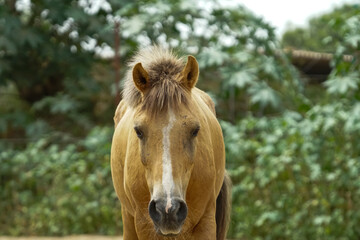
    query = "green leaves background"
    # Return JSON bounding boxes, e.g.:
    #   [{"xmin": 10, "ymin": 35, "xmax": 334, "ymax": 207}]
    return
[{"xmin": 1, "ymin": 0, "xmax": 360, "ymax": 239}]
